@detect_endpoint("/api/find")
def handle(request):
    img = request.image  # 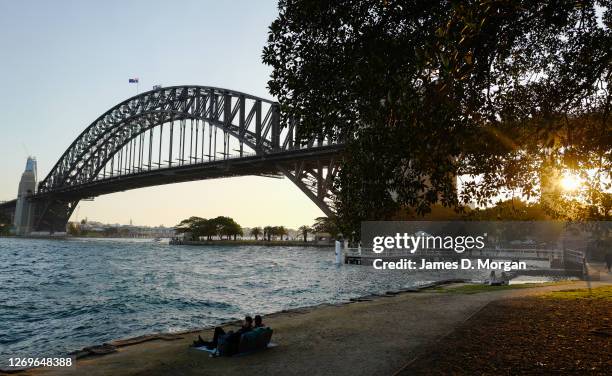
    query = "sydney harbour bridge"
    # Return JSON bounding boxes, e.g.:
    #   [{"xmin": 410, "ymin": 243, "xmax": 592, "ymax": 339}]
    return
[{"xmin": 0, "ymin": 86, "xmax": 344, "ymax": 234}]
